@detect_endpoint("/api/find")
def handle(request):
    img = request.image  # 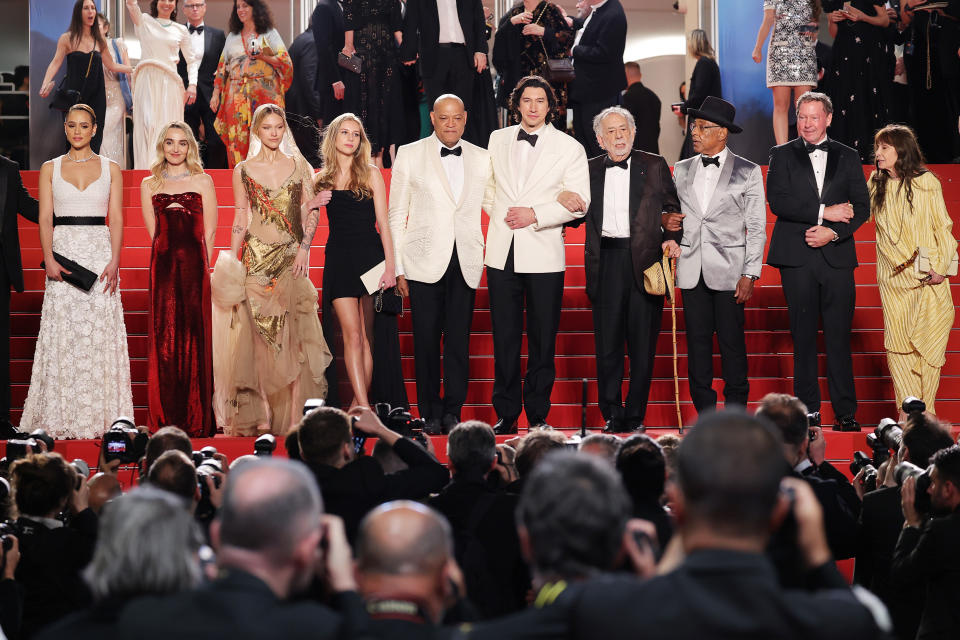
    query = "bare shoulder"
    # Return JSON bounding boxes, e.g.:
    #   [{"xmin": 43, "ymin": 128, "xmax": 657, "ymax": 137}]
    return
[
  {"xmin": 39, "ymin": 160, "xmax": 54, "ymax": 178},
  {"xmin": 194, "ymin": 172, "xmax": 216, "ymax": 189},
  {"xmin": 369, "ymin": 166, "xmax": 386, "ymax": 190}
]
